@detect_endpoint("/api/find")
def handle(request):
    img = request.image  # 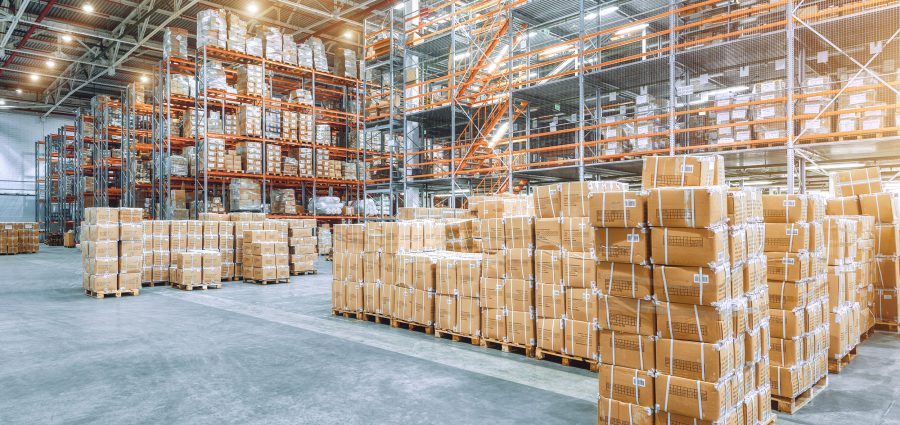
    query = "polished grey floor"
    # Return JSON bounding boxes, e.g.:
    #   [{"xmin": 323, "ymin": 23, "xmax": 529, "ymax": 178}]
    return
[{"xmin": 0, "ymin": 247, "xmax": 897, "ymax": 424}]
